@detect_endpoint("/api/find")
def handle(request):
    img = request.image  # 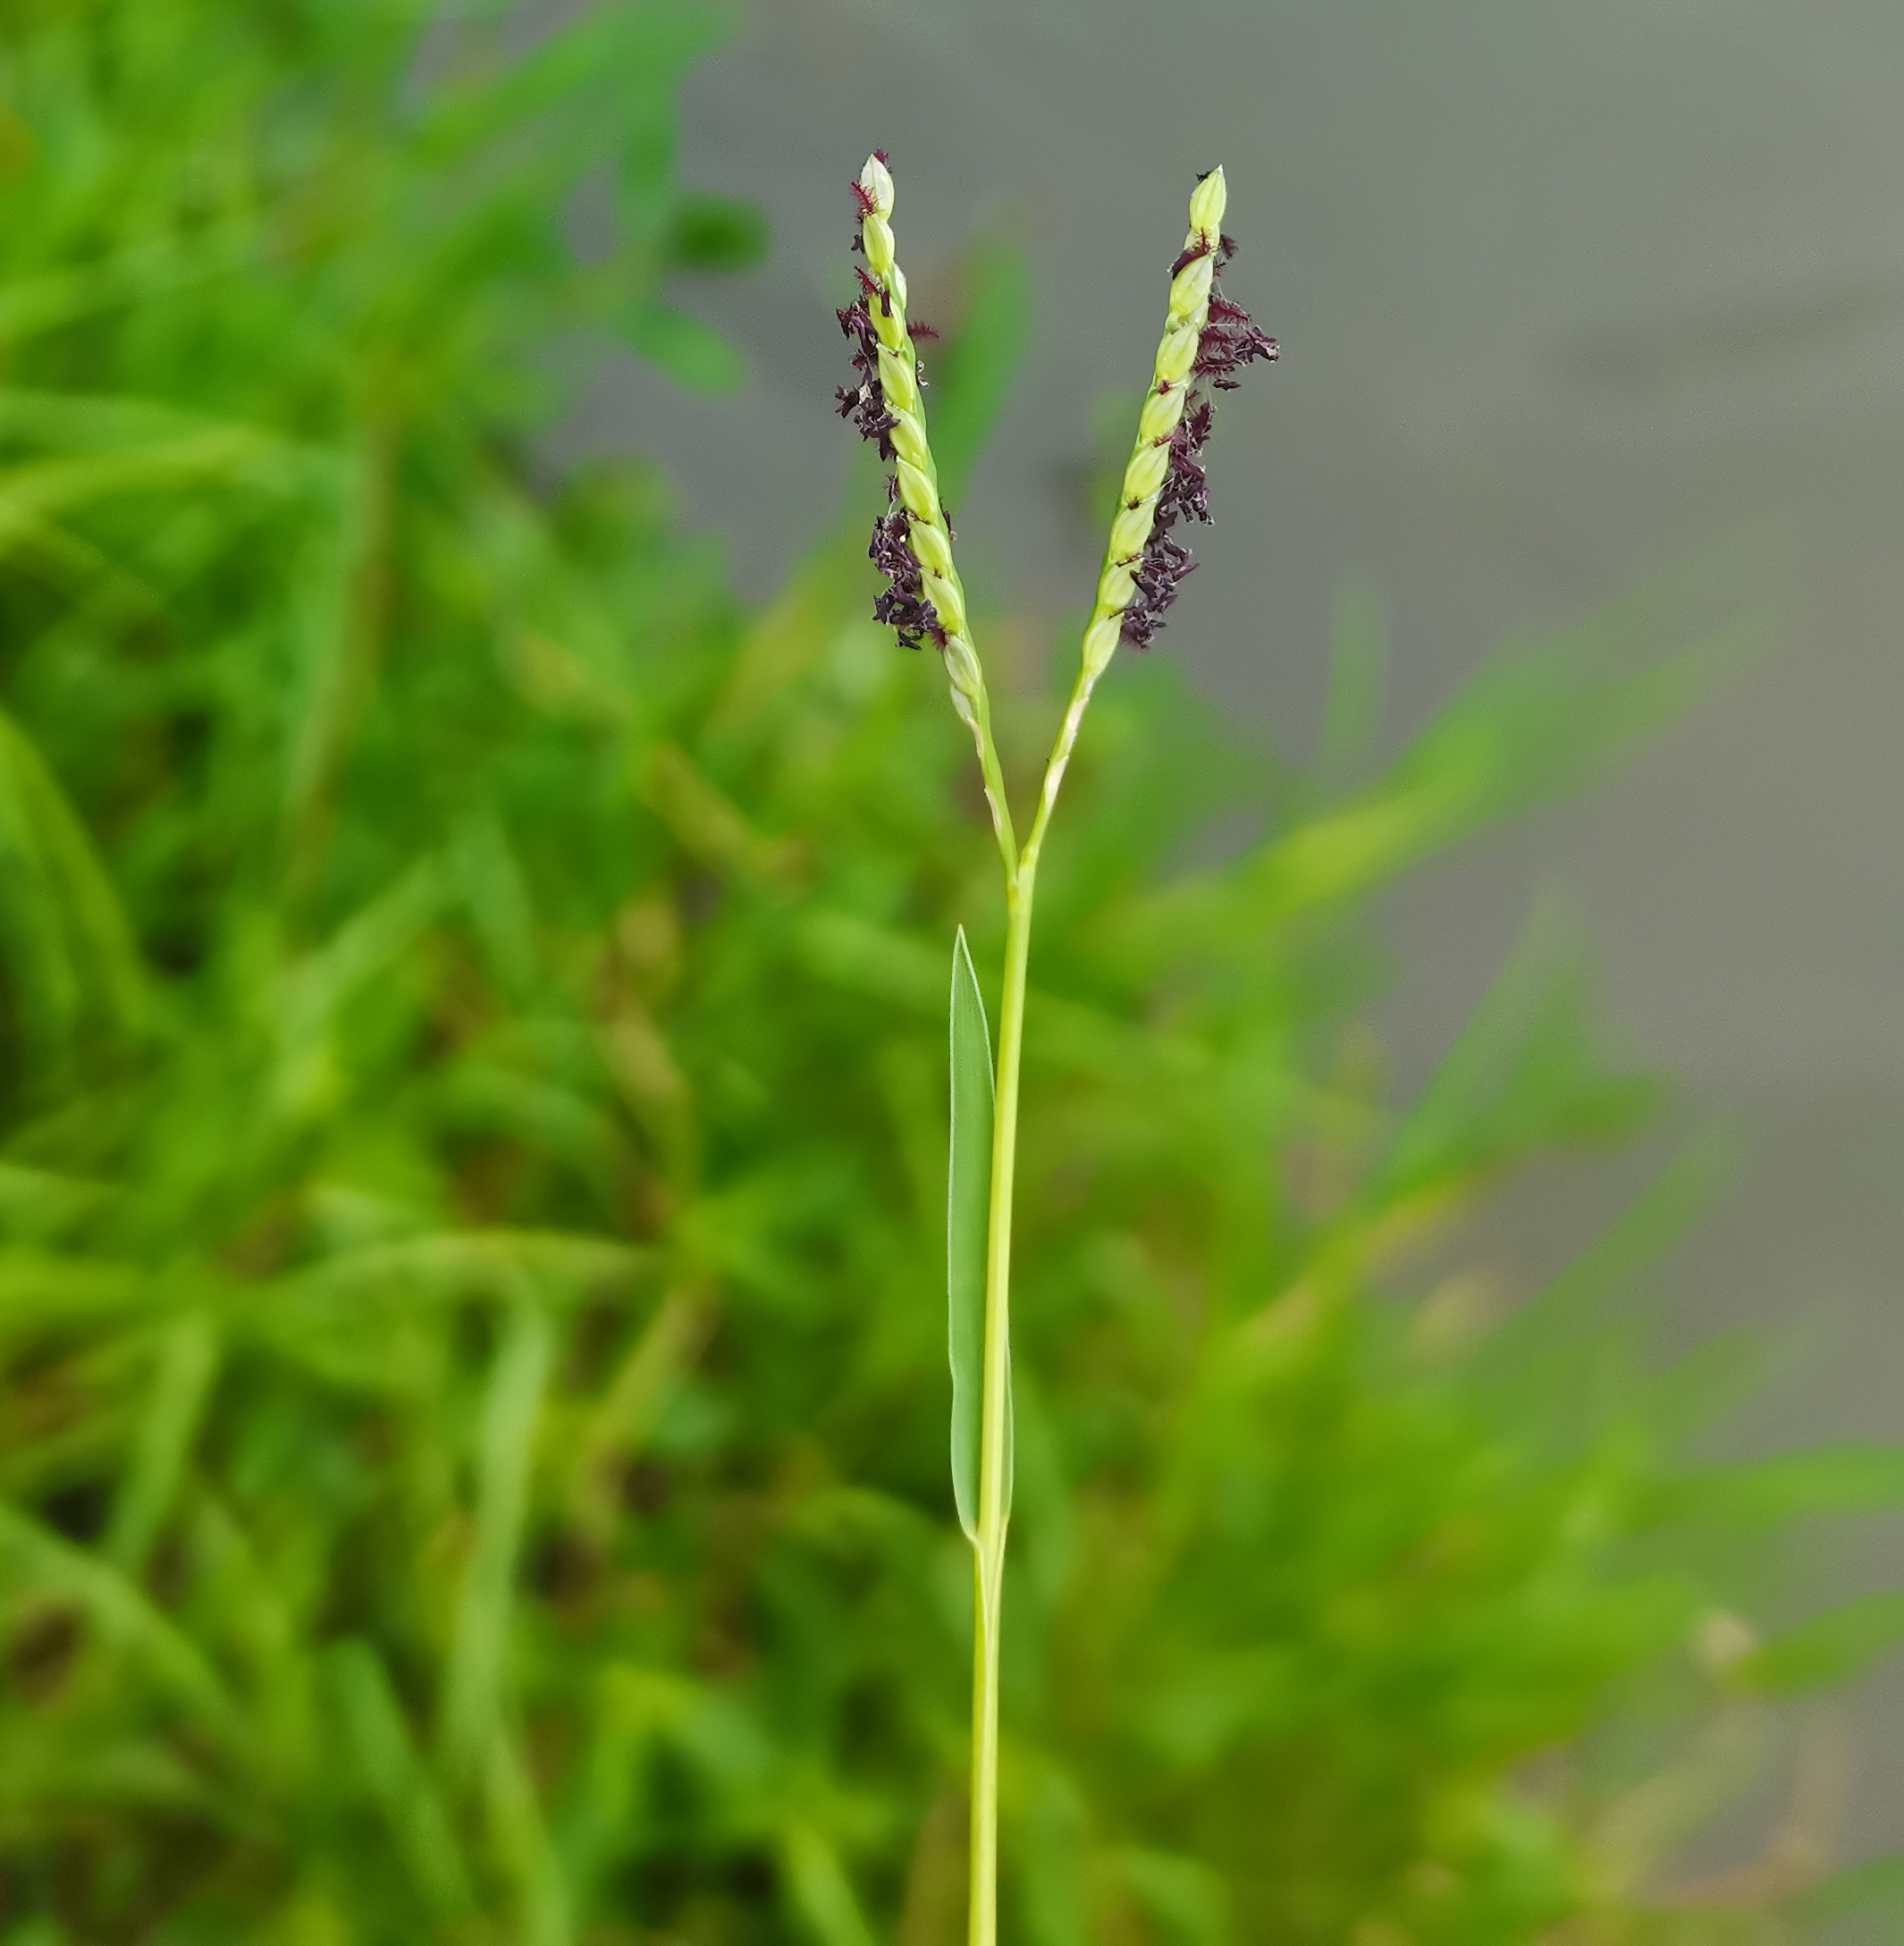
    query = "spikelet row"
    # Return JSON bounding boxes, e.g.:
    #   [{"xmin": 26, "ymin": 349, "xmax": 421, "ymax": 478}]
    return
[
  {"xmin": 1079, "ymin": 166, "xmax": 1278, "ymax": 681},
  {"xmin": 836, "ymin": 153, "xmax": 990, "ymax": 731}
]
